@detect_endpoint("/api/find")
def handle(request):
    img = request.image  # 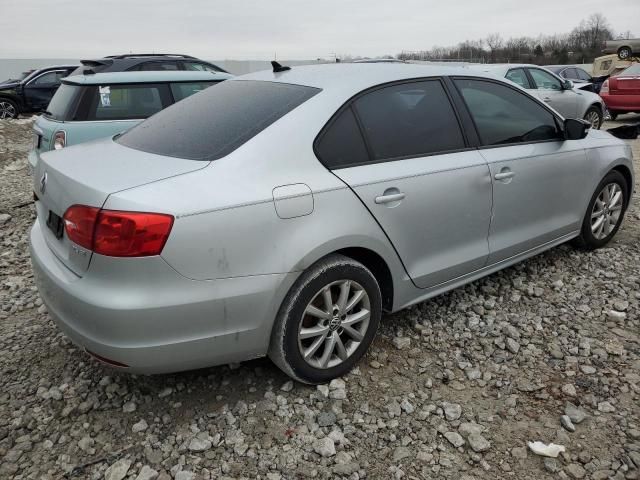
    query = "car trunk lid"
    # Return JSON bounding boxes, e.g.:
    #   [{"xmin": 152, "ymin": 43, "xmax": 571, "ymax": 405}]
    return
[{"xmin": 33, "ymin": 137, "xmax": 208, "ymax": 276}]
